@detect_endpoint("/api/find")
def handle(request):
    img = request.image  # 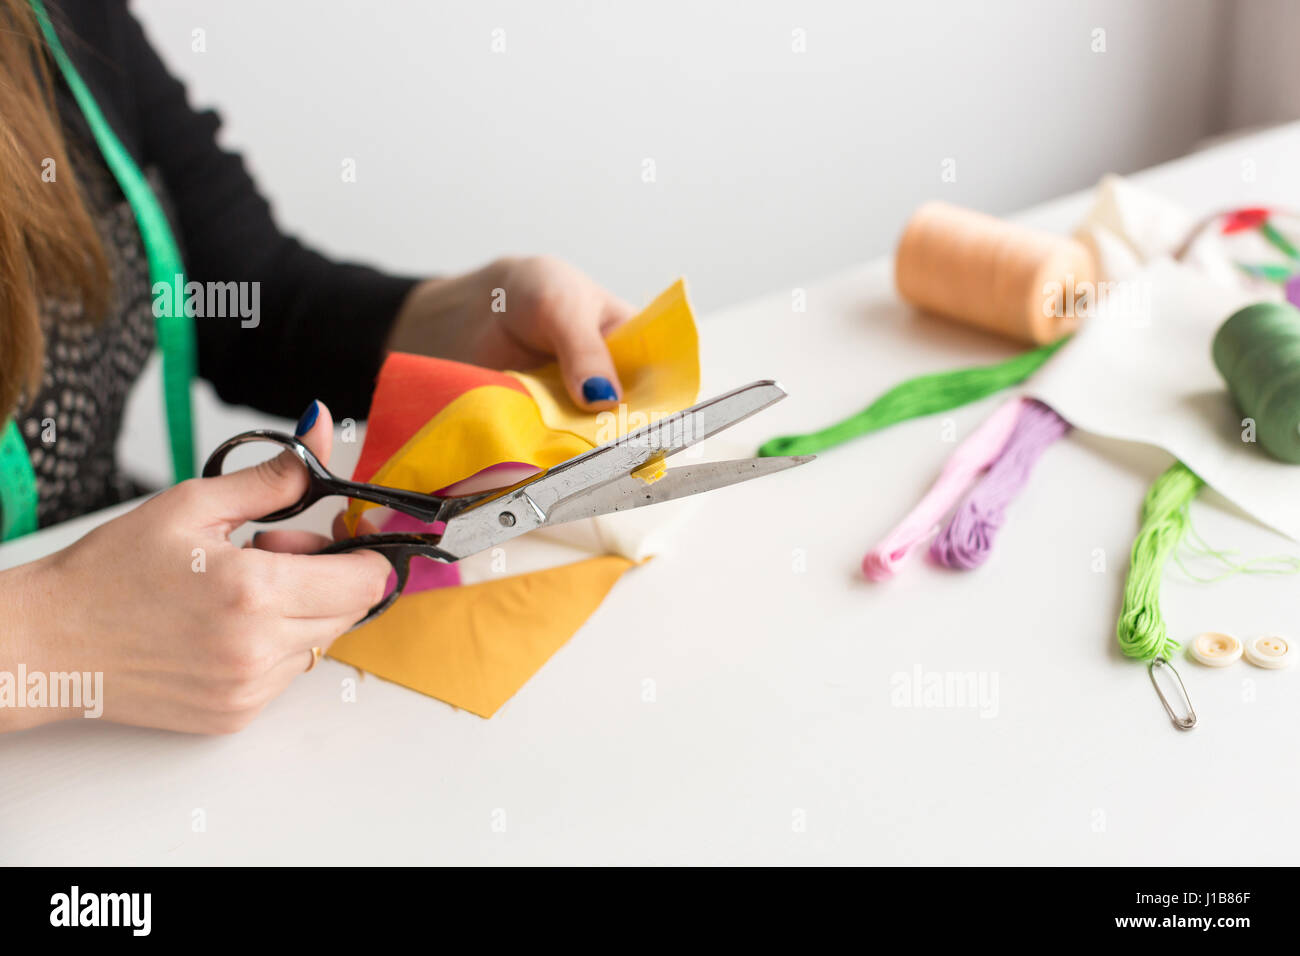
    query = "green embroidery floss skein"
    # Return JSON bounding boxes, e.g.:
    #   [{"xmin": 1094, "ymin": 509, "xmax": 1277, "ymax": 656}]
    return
[
  {"xmin": 1116, "ymin": 461, "xmax": 1205, "ymax": 663},
  {"xmin": 1213, "ymin": 301, "xmax": 1300, "ymax": 464},
  {"xmin": 1117, "ymin": 461, "xmax": 1205, "ymax": 731},
  {"xmin": 757, "ymin": 337, "xmax": 1068, "ymax": 457}
]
